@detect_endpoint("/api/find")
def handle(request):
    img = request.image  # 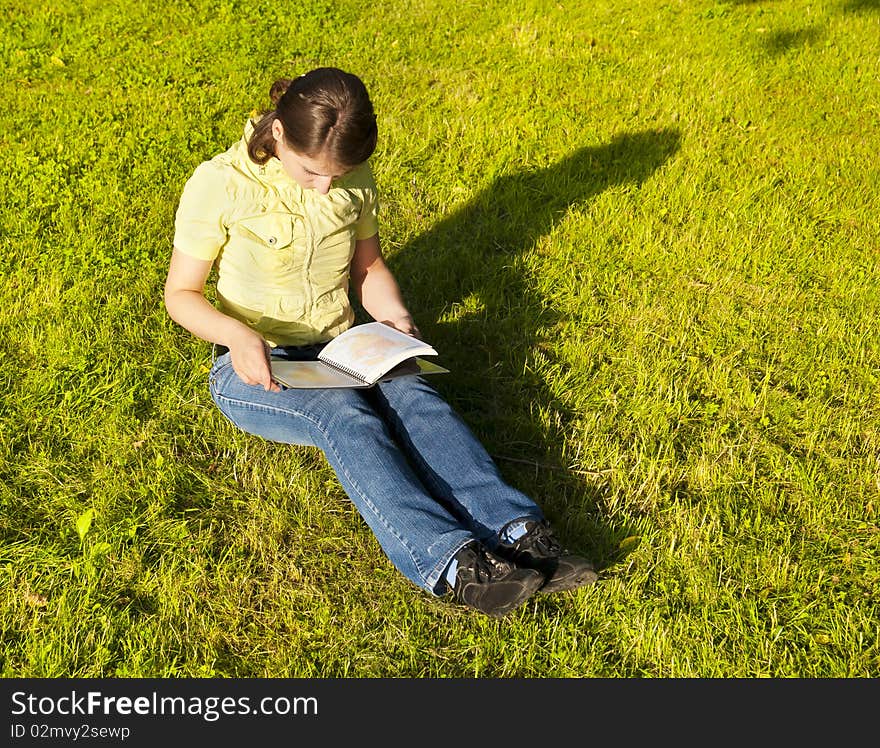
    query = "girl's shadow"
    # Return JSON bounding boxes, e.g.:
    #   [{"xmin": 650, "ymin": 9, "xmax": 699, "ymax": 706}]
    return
[{"xmin": 384, "ymin": 128, "xmax": 682, "ymax": 565}]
